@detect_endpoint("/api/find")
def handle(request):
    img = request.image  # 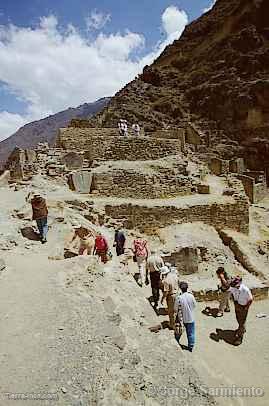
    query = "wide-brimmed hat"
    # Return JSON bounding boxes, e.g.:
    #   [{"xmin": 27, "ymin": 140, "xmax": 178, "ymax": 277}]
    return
[{"xmin": 160, "ymin": 266, "xmax": 170, "ymax": 275}]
